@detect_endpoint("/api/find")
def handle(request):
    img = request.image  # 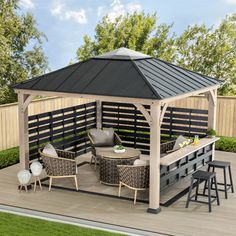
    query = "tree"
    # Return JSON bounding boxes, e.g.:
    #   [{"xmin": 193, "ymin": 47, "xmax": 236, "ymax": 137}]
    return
[
  {"xmin": 76, "ymin": 12, "xmax": 236, "ymax": 96},
  {"xmin": 174, "ymin": 14, "xmax": 236, "ymax": 95},
  {"xmin": 77, "ymin": 12, "xmax": 176, "ymax": 62},
  {"xmin": 0, "ymin": 0, "xmax": 48, "ymax": 104}
]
